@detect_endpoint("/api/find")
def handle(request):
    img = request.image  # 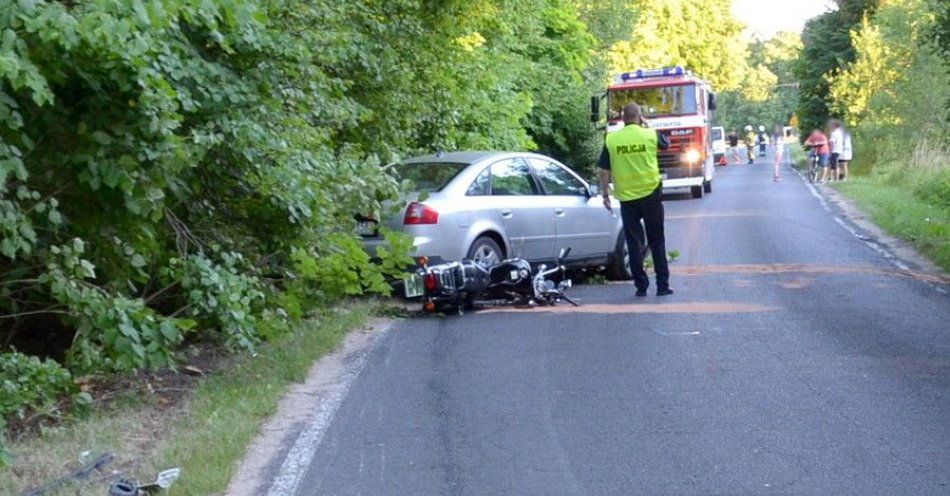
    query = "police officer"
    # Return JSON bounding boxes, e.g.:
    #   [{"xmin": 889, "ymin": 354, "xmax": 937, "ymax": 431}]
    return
[{"xmin": 598, "ymin": 102, "xmax": 673, "ymax": 297}]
